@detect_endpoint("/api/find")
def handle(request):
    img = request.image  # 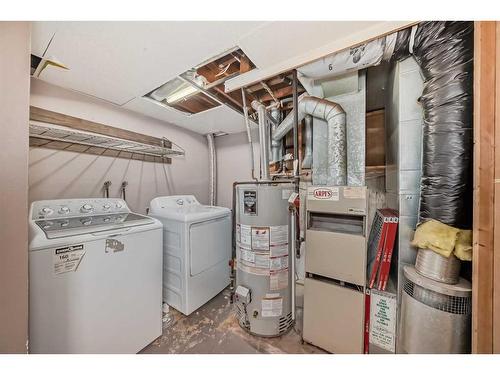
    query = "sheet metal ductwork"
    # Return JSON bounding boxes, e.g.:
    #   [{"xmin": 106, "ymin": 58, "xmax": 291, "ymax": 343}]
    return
[
  {"xmin": 296, "ymin": 21, "xmax": 473, "ymax": 228},
  {"xmin": 302, "ymin": 115, "xmax": 313, "ymax": 169},
  {"xmin": 273, "ymin": 95, "xmax": 347, "ymax": 185},
  {"xmin": 206, "ymin": 133, "xmax": 217, "ymax": 205},
  {"xmin": 252, "ymin": 100, "xmax": 271, "ymax": 180},
  {"xmin": 391, "ymin": 22, "xmax": 473, "ymax": 228}
]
